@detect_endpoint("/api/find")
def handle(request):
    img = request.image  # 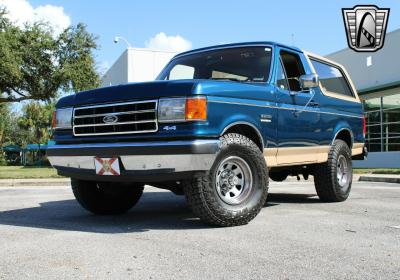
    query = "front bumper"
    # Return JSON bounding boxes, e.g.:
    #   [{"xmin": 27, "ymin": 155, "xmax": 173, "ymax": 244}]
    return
[{"xmin": 47, "ymin": 139, "xmax": 220, "ymax": 182}]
